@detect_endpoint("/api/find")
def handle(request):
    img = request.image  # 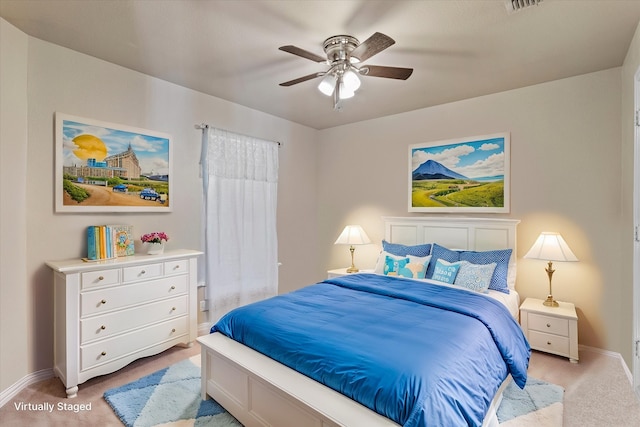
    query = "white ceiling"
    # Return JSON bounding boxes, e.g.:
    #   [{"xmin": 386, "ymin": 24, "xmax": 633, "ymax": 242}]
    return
[{"xmin": 2, "ymin": 0, "xmax": 640, "ymax": 130}]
